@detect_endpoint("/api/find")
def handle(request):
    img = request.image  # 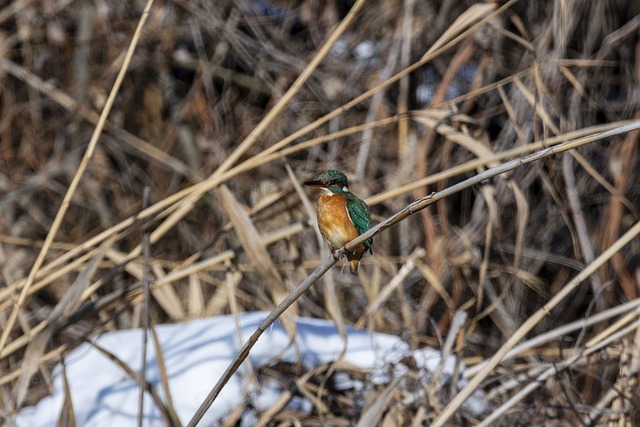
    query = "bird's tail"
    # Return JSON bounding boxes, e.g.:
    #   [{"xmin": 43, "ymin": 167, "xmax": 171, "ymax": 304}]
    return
[
  {"xmin": 348, "ymin": 259, "xmax": 360, "ymax": 274},
  {"xmin": 347, "ymin": 244, "xmax": 369, "ymax": 274}
]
